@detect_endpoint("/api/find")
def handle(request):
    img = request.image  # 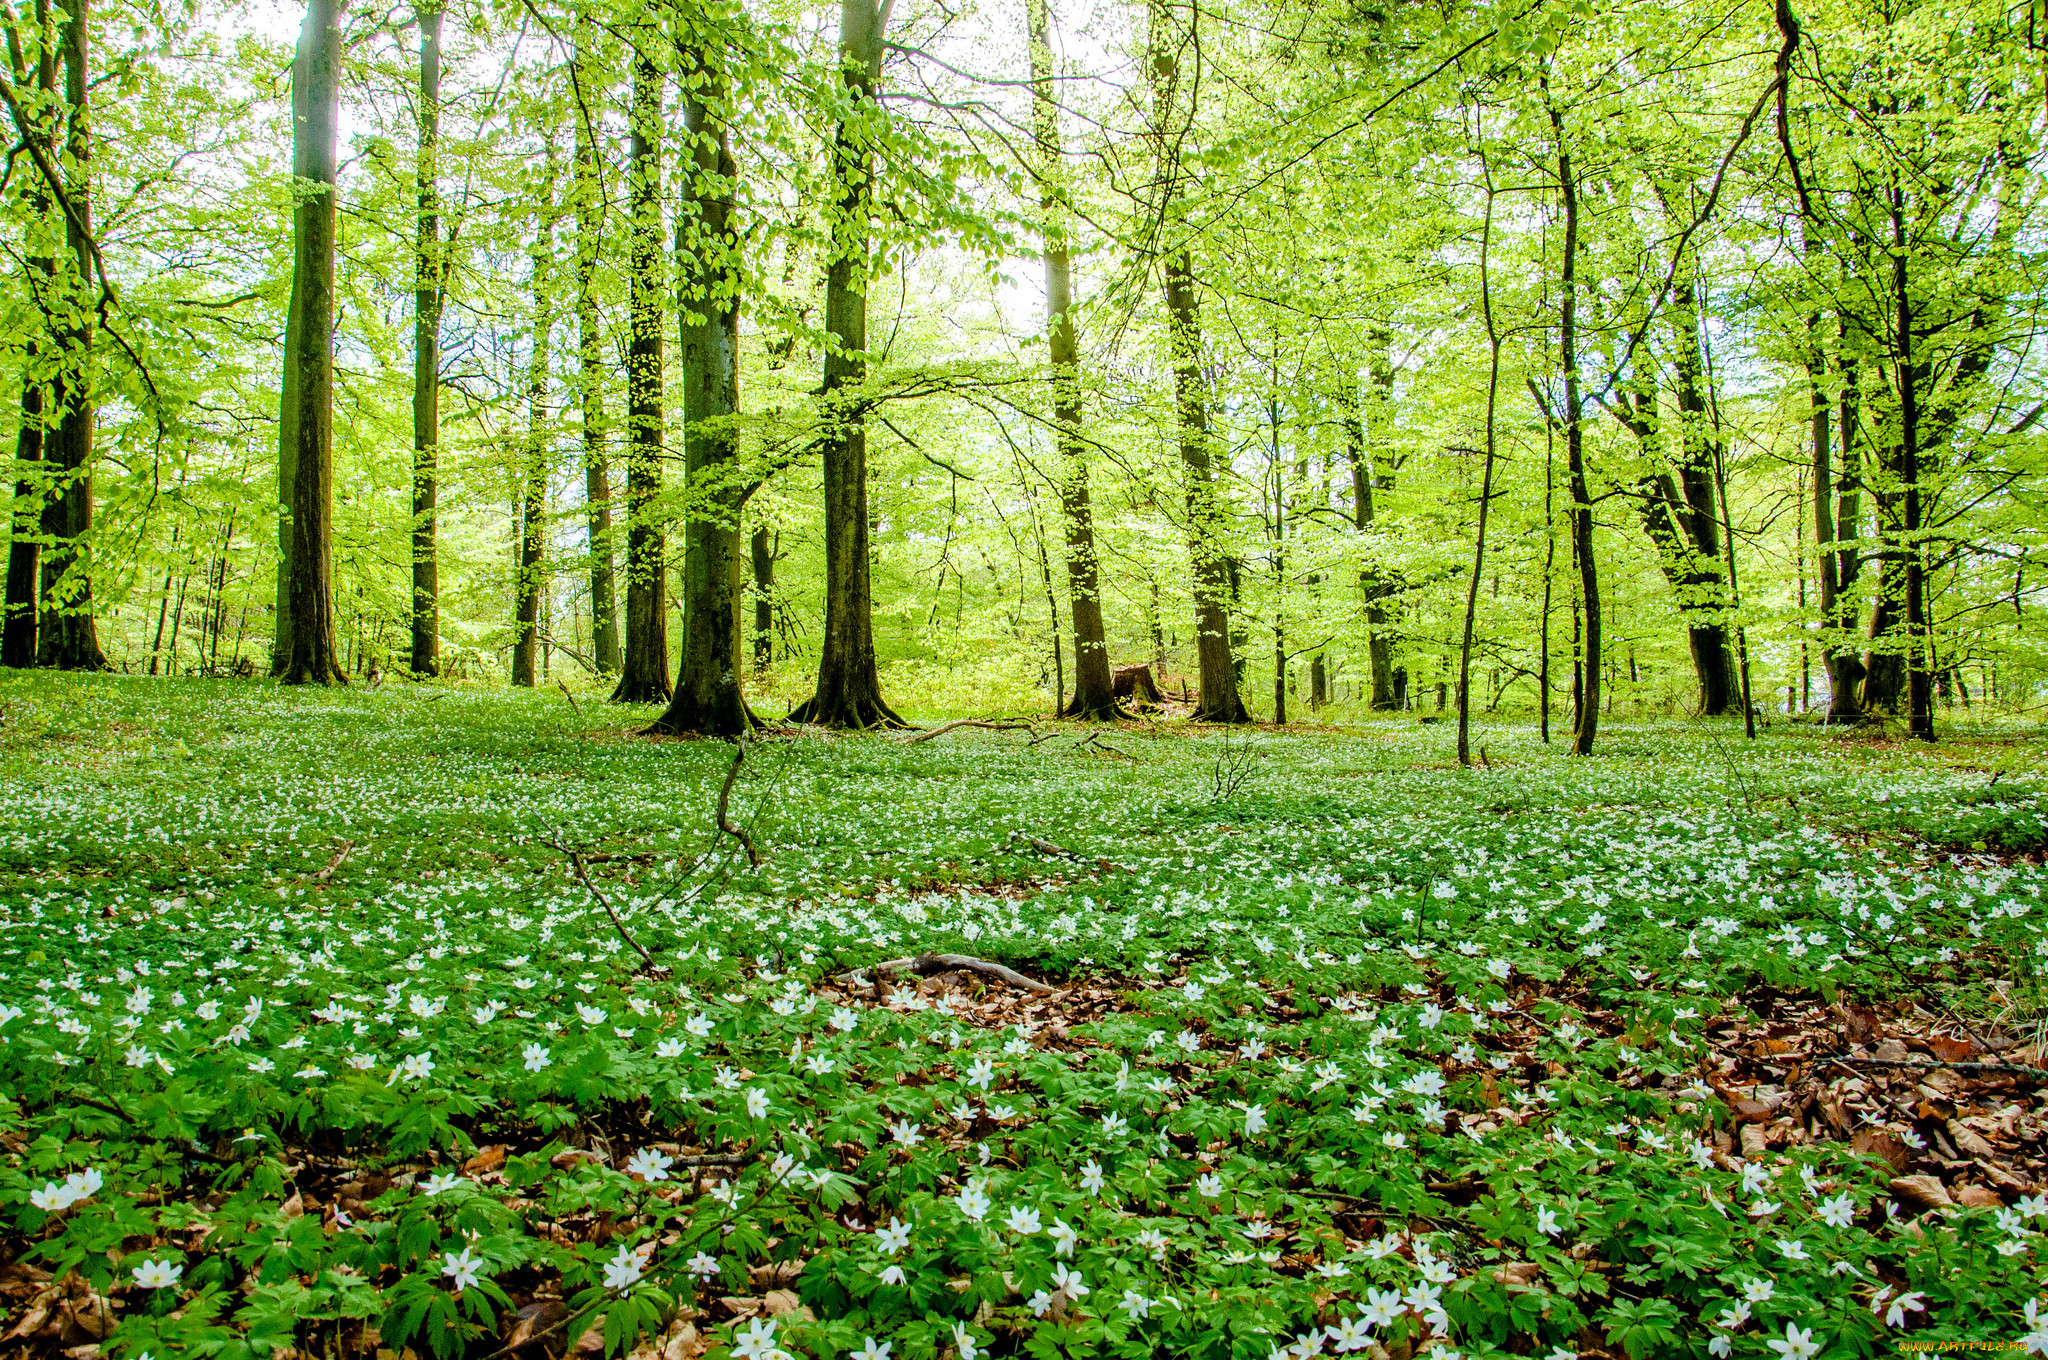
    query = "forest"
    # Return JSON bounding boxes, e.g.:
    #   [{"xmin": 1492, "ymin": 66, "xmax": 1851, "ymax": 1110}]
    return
[{"xmin": 4, "ymin": 0, "xmax": 2048, "ymax": 1356}]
